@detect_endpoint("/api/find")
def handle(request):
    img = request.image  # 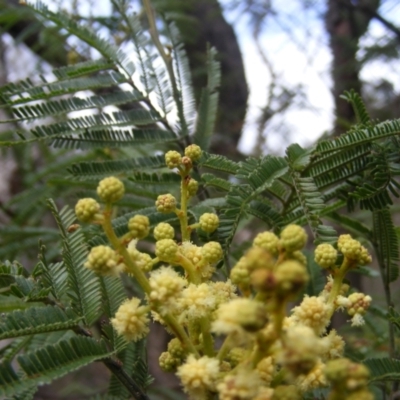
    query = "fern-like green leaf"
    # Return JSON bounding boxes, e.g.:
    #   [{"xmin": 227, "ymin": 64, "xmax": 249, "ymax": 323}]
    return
[
  {"xmin": 199, "ymin": 152, "xmax": 239, "ymax": 174},
  {"xmin": 364, "ymin": 357, "xmax": 400, "ymax": 382},
  {"xmin": 193, "ymin": 47, "xmax": 220, "ymax": 150},
  {"xmin": 3, "ymin": 91, "xmax": 143, "ymax": 123},
  {"xmin": 341, "ymin": 90, "xmax": 371, "ymax": 126},
  {"xmin": 47, "ymin": 200, "xmax": 103, "ymax": 325},
  {"xmin": 0, "ymin": 306, "xmax": 81, "ymax": 340},
  {"xmin": 51, "ymin": 128, "xmax": 178, "ymax": 149},
  {"xmin": 69, "ymin": 155, "xmax": 166, "ymax": 179},
  {"xmin": 316, "ymin": 119, "xmax": 400, "ymax": 154},
  {"xmin": 0, "ymin": 336, "xmax": 113, "ymax": 397},
  {"xmin": 201, "ymin": 173, "xmax": 231, "ymax": 192},
  {"xmin": 372, "ymin": 208, "xmax": 399, "ymax": 283}
]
